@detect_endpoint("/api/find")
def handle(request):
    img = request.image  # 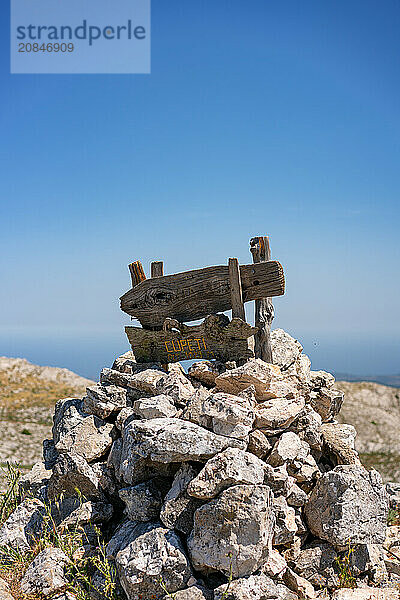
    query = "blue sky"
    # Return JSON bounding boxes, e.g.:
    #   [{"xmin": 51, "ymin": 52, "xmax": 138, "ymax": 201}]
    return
[{"xmin": 1, "ymin": 0, "xmax": 399, "ymax": 378}]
